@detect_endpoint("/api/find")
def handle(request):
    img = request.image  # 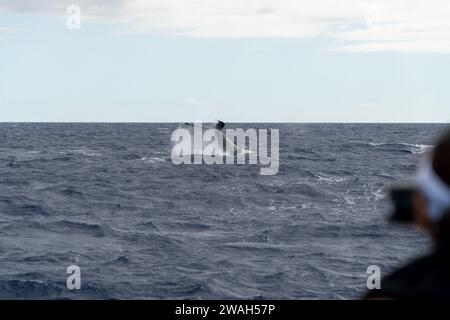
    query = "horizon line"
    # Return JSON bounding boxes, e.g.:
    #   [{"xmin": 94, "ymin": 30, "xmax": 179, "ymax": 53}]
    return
[{"xmin": 1, "ymin": 121, "xmax": 449, "ymax": 124}]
